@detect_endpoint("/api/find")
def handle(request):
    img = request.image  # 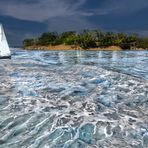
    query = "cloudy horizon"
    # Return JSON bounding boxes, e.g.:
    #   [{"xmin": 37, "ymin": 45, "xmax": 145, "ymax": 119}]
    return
[{"xmin": 0, "ymin": 0, "xmax": 148, "ymax": 46}]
